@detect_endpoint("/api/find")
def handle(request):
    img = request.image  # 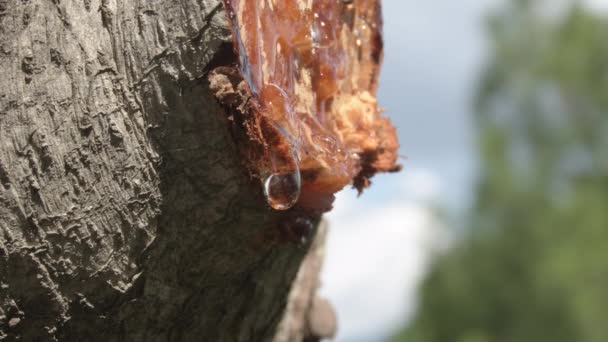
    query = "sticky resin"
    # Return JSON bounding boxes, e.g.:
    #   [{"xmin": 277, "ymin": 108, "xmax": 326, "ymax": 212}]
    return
[
  {"xmin": 263, "ymin": 148, "xmax": 302, "ymax": 211},
  {"xmin": 223, "ymin": 0, "xmax": 400, "ymax": 211}
]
